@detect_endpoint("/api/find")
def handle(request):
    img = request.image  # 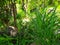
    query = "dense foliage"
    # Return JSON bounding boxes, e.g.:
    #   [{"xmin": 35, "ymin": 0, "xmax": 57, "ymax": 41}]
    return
[{"xmin": 0, "ymin": 0, "xmax": 60, "ymax": 45}]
